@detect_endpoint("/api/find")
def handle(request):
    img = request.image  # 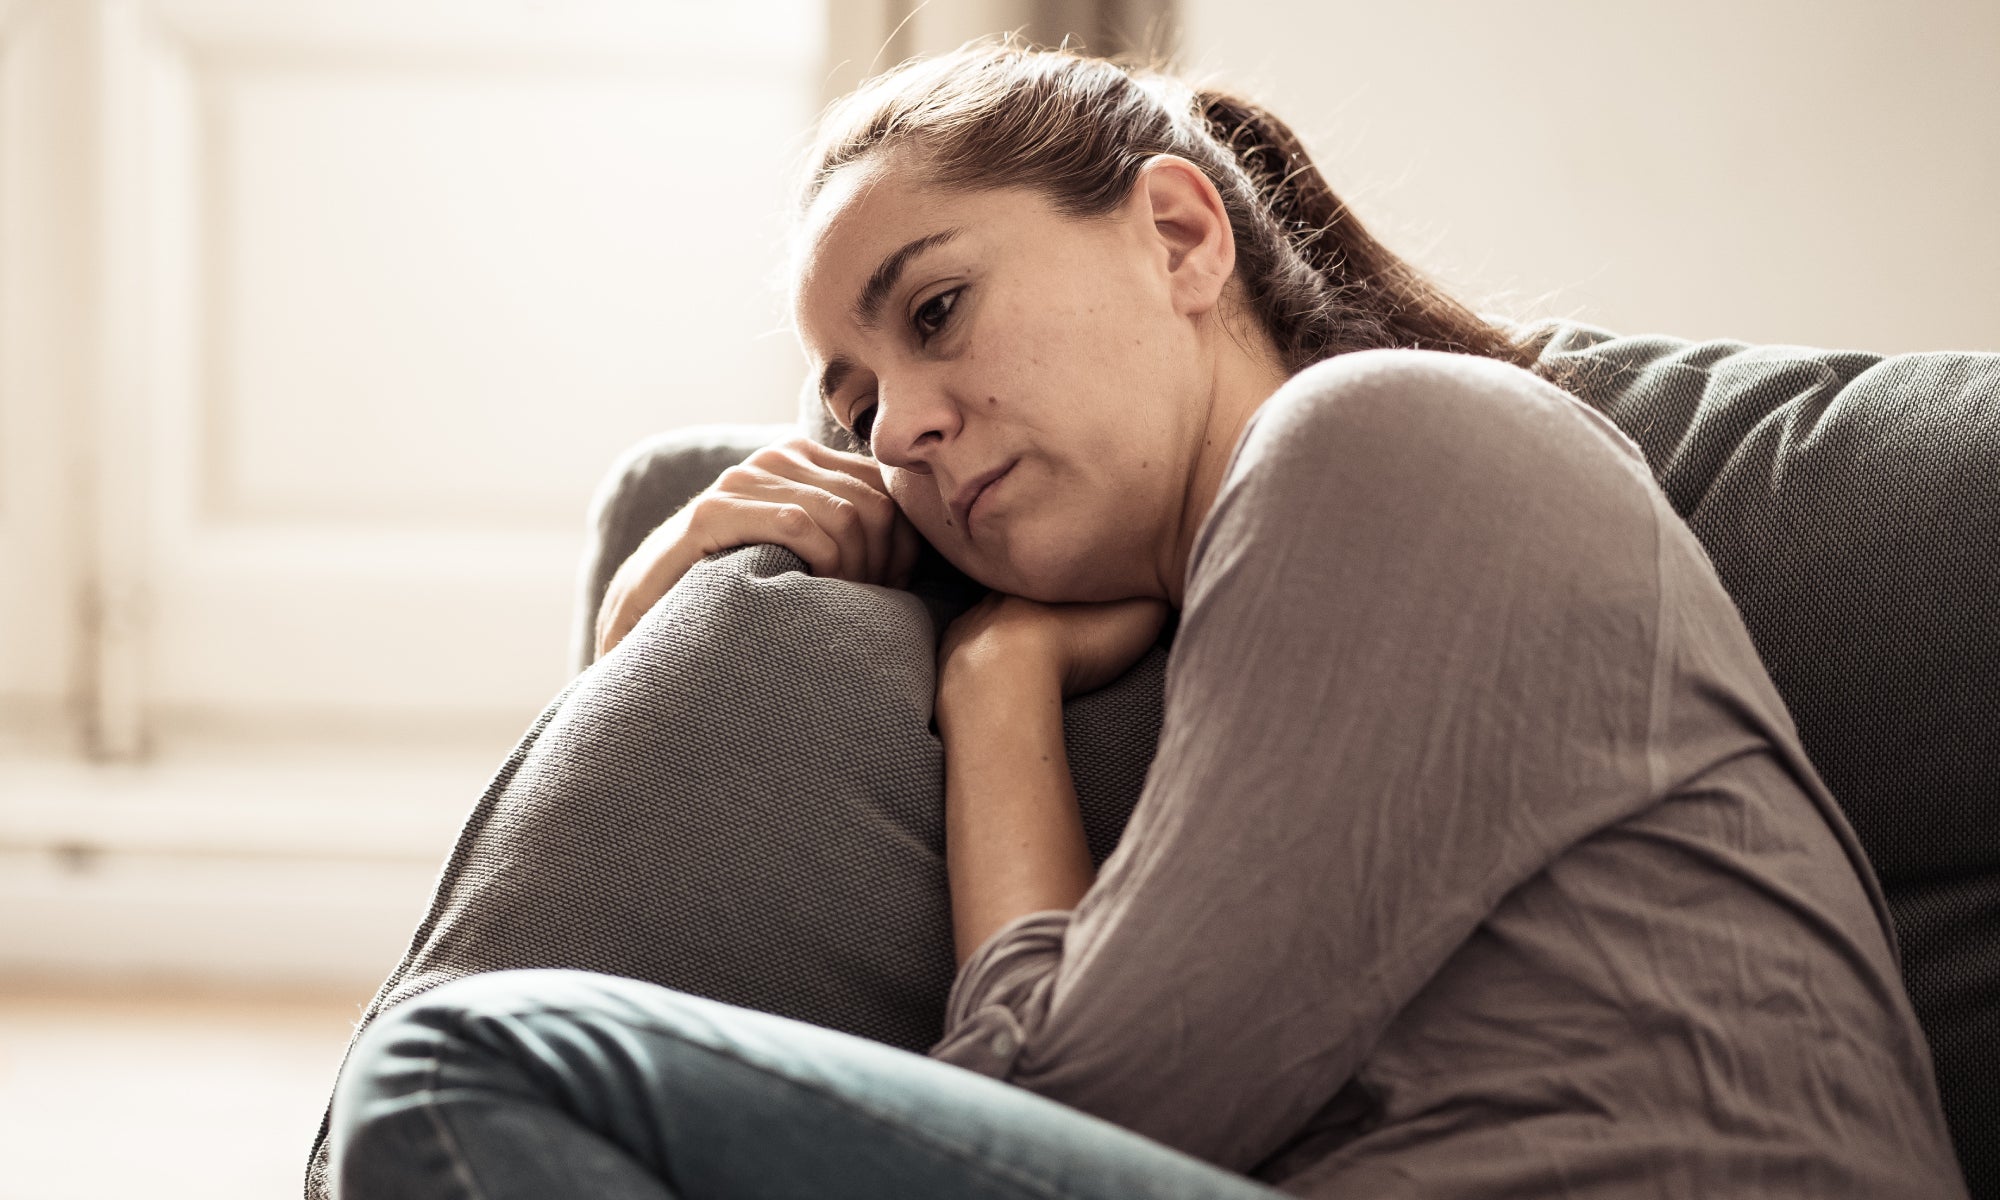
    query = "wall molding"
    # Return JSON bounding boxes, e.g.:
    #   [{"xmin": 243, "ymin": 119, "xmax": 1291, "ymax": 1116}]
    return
[{"xmin": 0, "ymin": 736, "xmax": 497, "ymax": 990}]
